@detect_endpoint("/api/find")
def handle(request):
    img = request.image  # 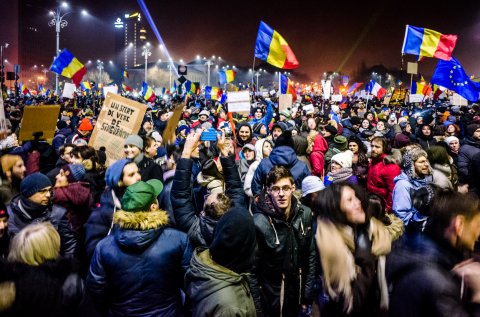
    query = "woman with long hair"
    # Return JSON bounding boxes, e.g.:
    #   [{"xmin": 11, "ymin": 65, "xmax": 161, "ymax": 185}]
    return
[{"xmin": 348, "ymin": 136, "xmax": 369, "ymax": 185}]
